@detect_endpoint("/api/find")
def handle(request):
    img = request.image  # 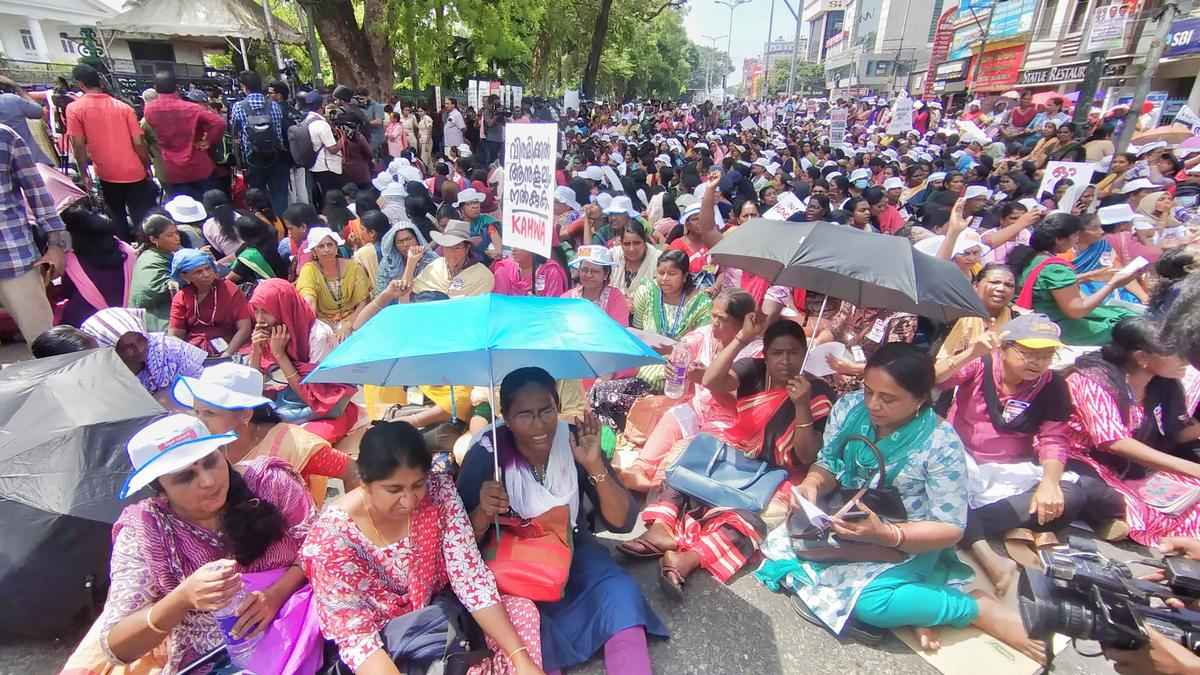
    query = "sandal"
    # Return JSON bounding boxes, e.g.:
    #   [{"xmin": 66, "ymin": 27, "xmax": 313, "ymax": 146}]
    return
[
  {"xmin": 616, "ymin": 538, "xmax": 669, "ymax": 560},
  {"xmin": 790, "ymin": 594, "xmax": 883, "ymax": 645},
  {"xmin": 1002, "ymin": 528, "xmax": 1044, "ymax": 571},
  {"xmin": 658, "ymin": 563, "xmax": 686, "ymax": 601}
]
